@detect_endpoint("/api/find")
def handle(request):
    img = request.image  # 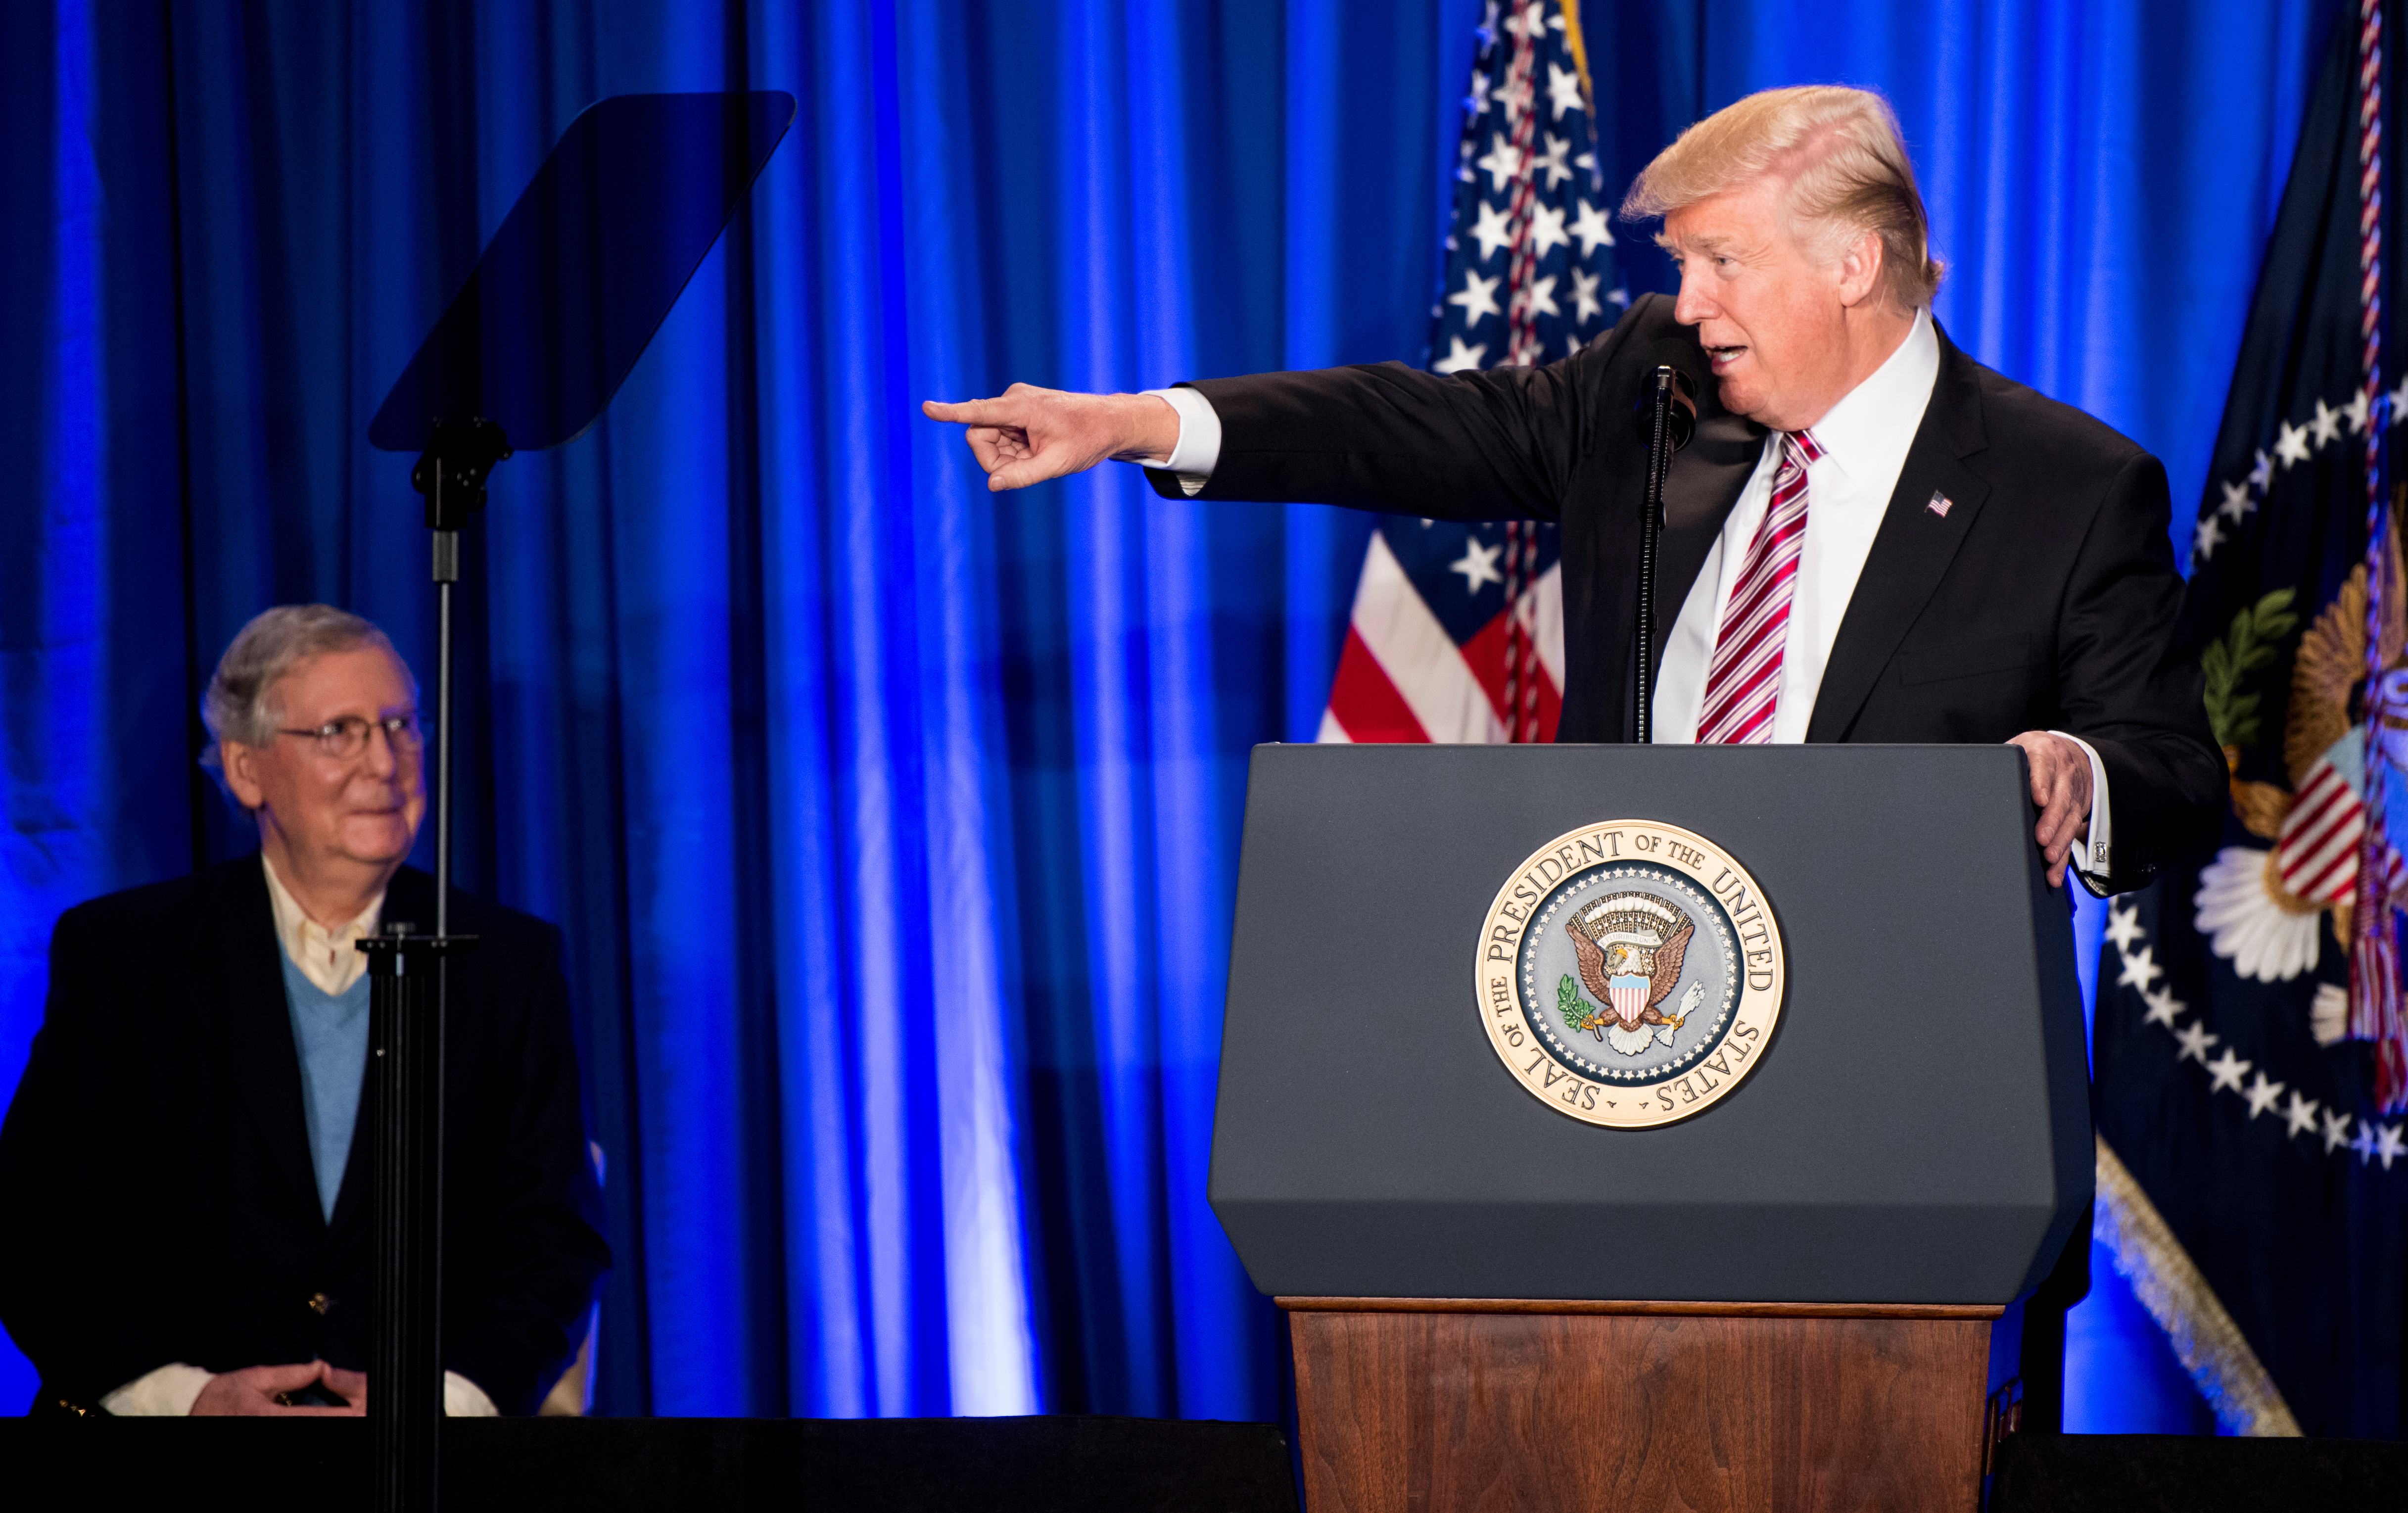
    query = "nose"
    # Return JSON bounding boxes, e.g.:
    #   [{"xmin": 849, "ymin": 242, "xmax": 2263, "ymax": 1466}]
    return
[
  {"xmin": 363, "ymin": 722, "xmax": 402, "ymax": 778},
  {"xmin": 1672, "ymin": 269, "xmax": 1715, "ymax": 328}
]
